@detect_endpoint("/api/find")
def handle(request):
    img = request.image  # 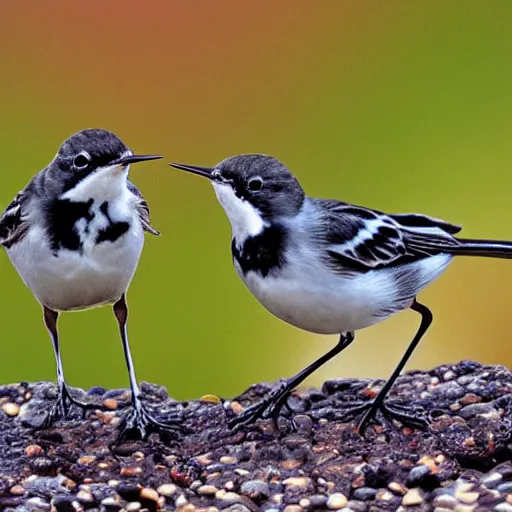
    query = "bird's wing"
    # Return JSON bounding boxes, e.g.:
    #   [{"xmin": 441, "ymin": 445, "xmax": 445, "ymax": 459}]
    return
[
  {"xmin": 127, "ymin": 181, "xmax": 160, "ymax": 236},
  {"xmin": 0, "ymin": 191, "xmax": 30, "ymax": 248},
  {"xmin": 313, "ymin": 199, "xmax": 462, "ymax": 272}
]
